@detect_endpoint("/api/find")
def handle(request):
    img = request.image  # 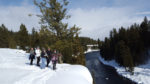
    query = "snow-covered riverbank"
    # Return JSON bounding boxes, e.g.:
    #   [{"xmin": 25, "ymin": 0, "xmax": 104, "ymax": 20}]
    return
[
  {"xmin": 0, "ymin": 48, "xmax": 93, "ymax": 84},
  {"xmin": 98, "ymin": 51, "xmax": 150, "ymax": 84}
]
